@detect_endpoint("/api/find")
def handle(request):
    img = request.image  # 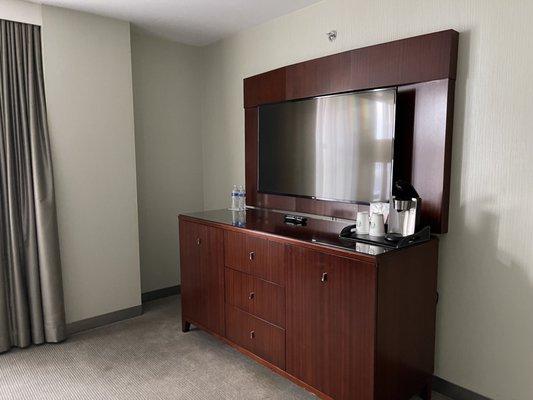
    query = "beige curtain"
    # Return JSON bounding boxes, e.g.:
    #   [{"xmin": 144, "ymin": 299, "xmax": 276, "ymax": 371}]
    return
[{"xmin": 0, "ymin": 19, "xmax": 66, "ymax": 353}]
